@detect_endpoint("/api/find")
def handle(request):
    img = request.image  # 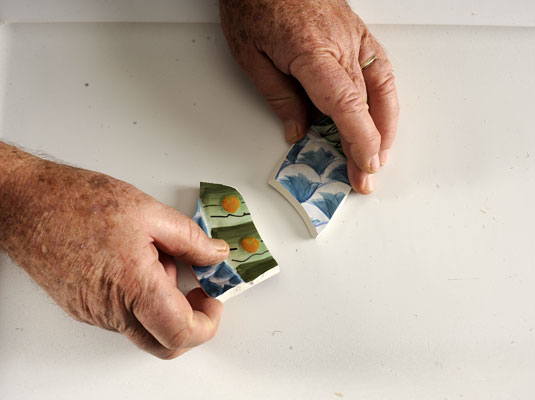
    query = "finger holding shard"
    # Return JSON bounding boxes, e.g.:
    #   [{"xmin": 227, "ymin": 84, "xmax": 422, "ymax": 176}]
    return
[{"xmin": 190, "ymin": 182, "xmax": 279, "ymax": 302}]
